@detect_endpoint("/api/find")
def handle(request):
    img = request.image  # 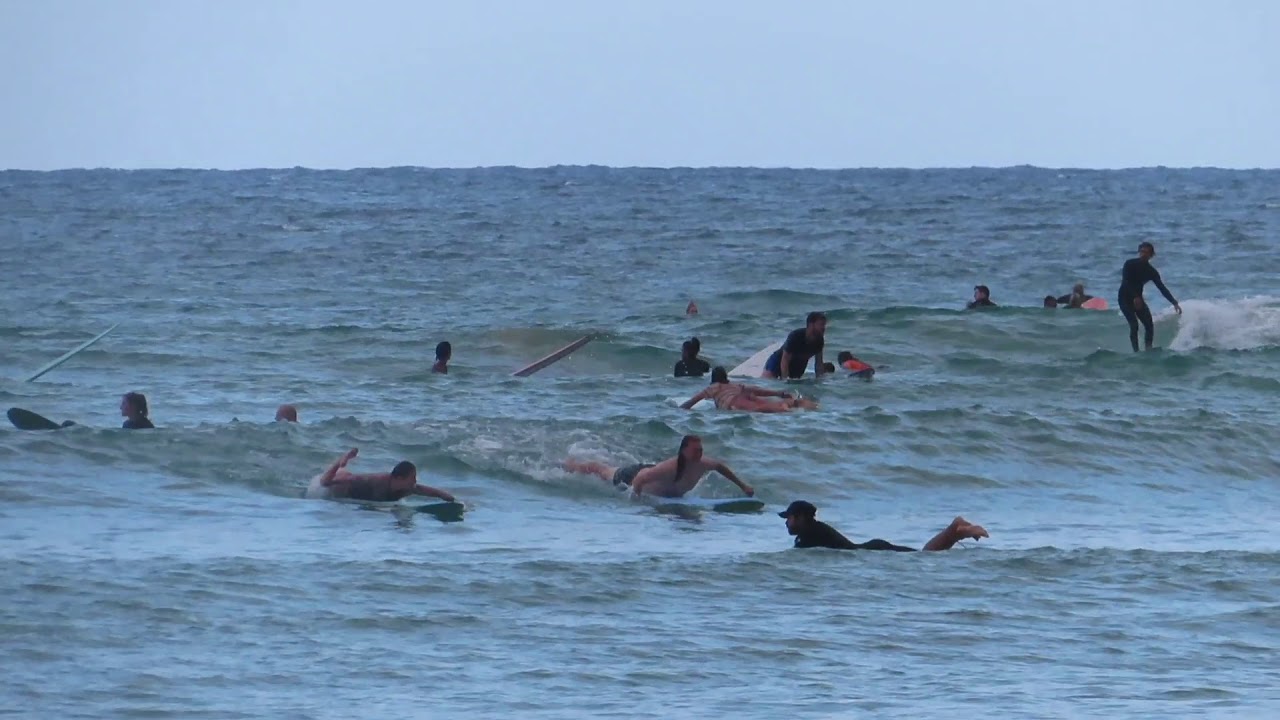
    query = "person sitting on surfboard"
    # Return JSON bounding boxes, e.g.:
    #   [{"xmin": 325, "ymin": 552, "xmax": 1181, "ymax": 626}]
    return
[
  {"xmin": 433, "ymin": 341, "xmax": 451, "ymax": 374},
  {"xmin": 762, "ymin": 311, "xmax": 827, "ymax": 379},
  {"xmin": 836, "ymin": 351, "xmax": 875, "ymax": 379},
  {"xmin": 1056, "ymin": 283, "xmax": 1094, "ymax": 309},
  {"xmin": 966, "ymin": 285, "xmax": 997, "ymax": 309},
  {"xmin": 308, "ymin": 448, "xmax": 456, "ymax": 503},
  {"xmin": 562, "ymin": 435, "xmax": 754, "ymax": 499},
  {"xmin": 680, "ymin": 367, "xmax": 818, "ymax": 413},
  {"xmin": 673, "ymin": 338, "xmax": 711, "ymax": 378},
  {"xmin": 779, "ymin": 500, "xmax": 989, "ymax": 552},
  {"xmin": 120, "ymin": 392, "xmax": 155, "ymax": 430}
]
